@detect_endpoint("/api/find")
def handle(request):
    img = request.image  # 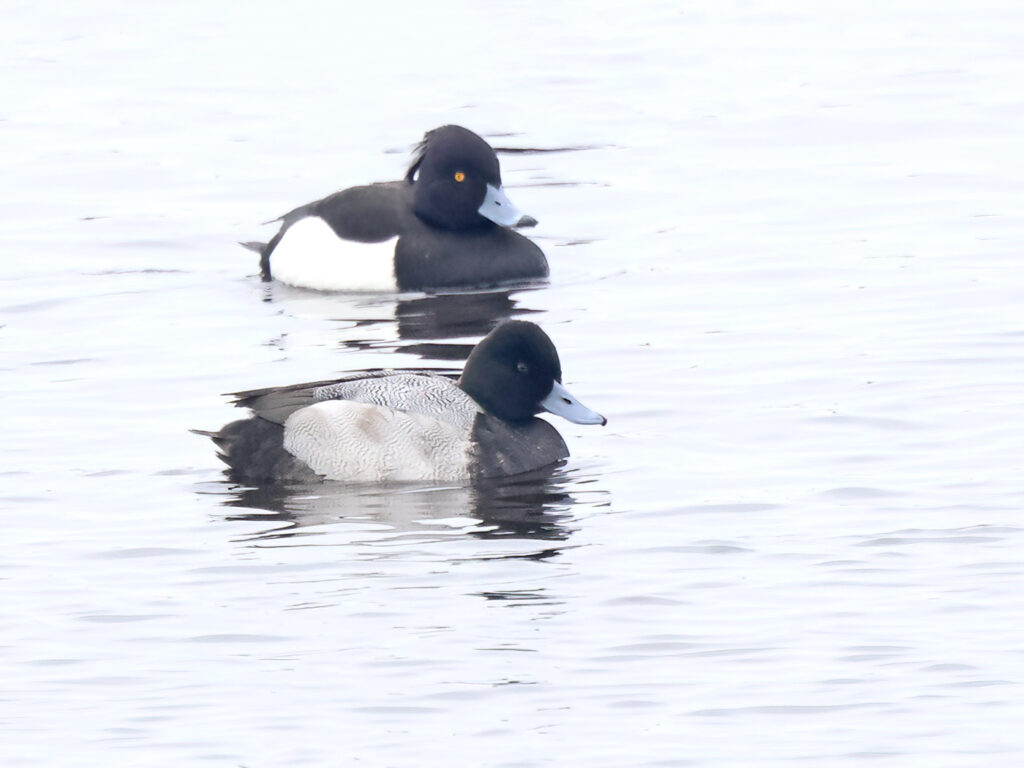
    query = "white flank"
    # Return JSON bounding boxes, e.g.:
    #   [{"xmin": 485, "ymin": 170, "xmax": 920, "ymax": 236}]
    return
[
  {"xmin": 269, "ymin": 216, "xmax": 398, "ymax": 292},
  {"xmin": 283, "ymin": 400, "xmax": 473, "ymax": 483}
]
